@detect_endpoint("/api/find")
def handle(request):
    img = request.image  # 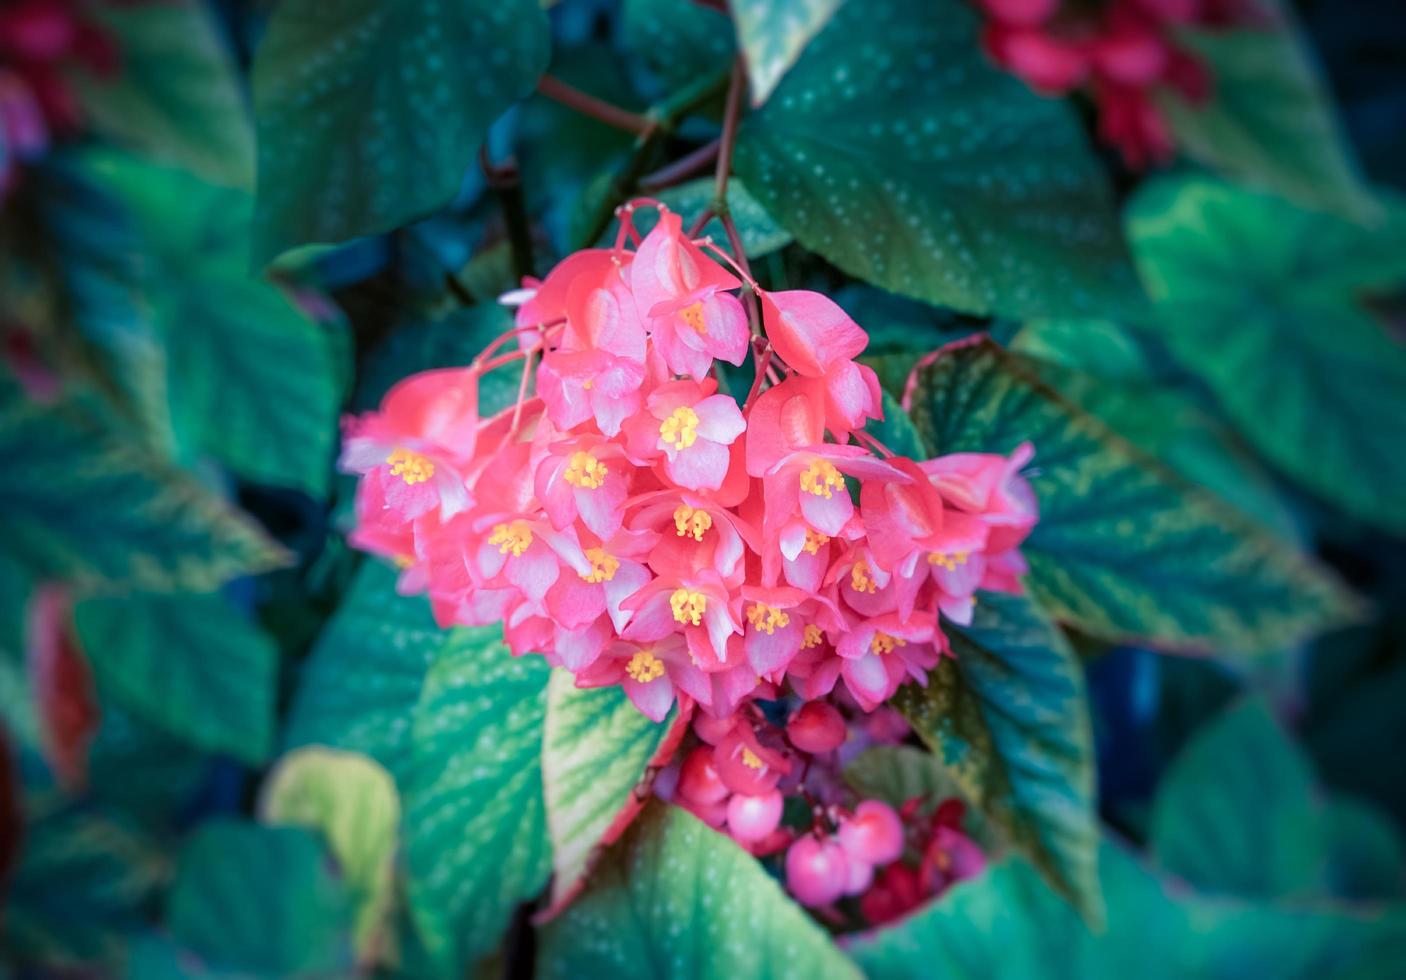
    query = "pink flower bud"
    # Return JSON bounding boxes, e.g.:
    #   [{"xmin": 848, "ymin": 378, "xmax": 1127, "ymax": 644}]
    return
[
  {"xmin": 838, "ymin": 800, "xmax": 905, "ymax": 866},
  {"xmin": 677, "ymin": 747, "xmax": 729, "ymax": 805},
  {"xmin": 785, "ymin": 834, "xmax": 850, "ymax": 907},
  {"xmin": 786, "ymin": 701, "xmax": 847, "ymax": 753},
  {"xmin": 726, "ymin": 789, "xmax": 783, "ymax": 843}
]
